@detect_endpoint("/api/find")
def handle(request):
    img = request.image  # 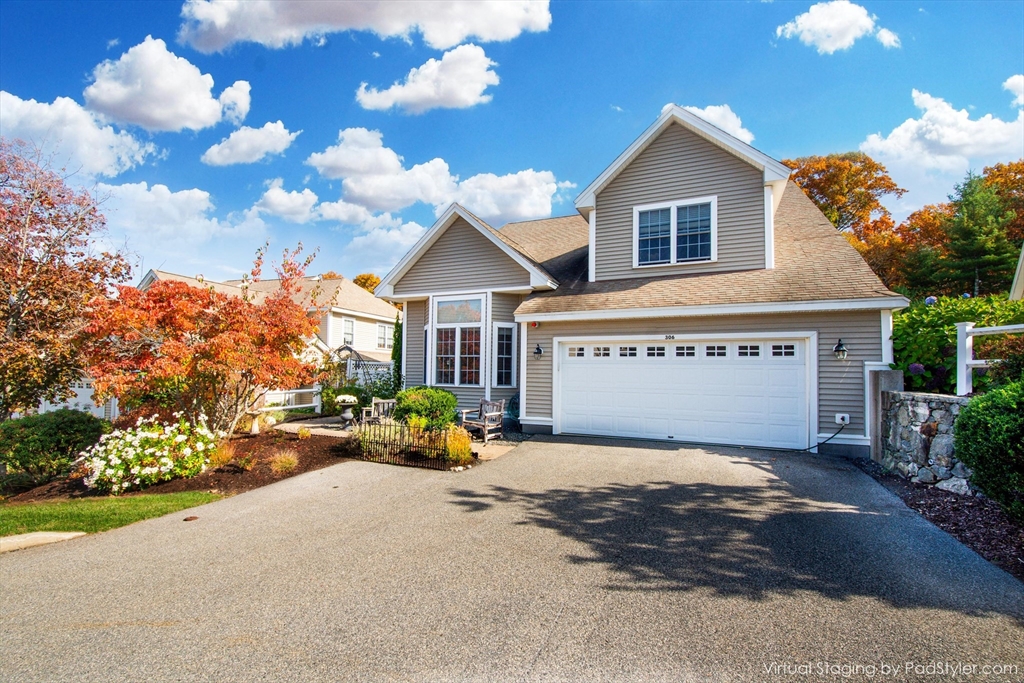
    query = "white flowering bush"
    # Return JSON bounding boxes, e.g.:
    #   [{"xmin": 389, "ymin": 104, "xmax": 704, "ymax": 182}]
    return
[
  {"xmin": 335, "ymin": 394, "xmax": 359, "ymax": 404},
  {"xmin": 81, "ymin": 414, "xmax": 224, "ymax": 494}
]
